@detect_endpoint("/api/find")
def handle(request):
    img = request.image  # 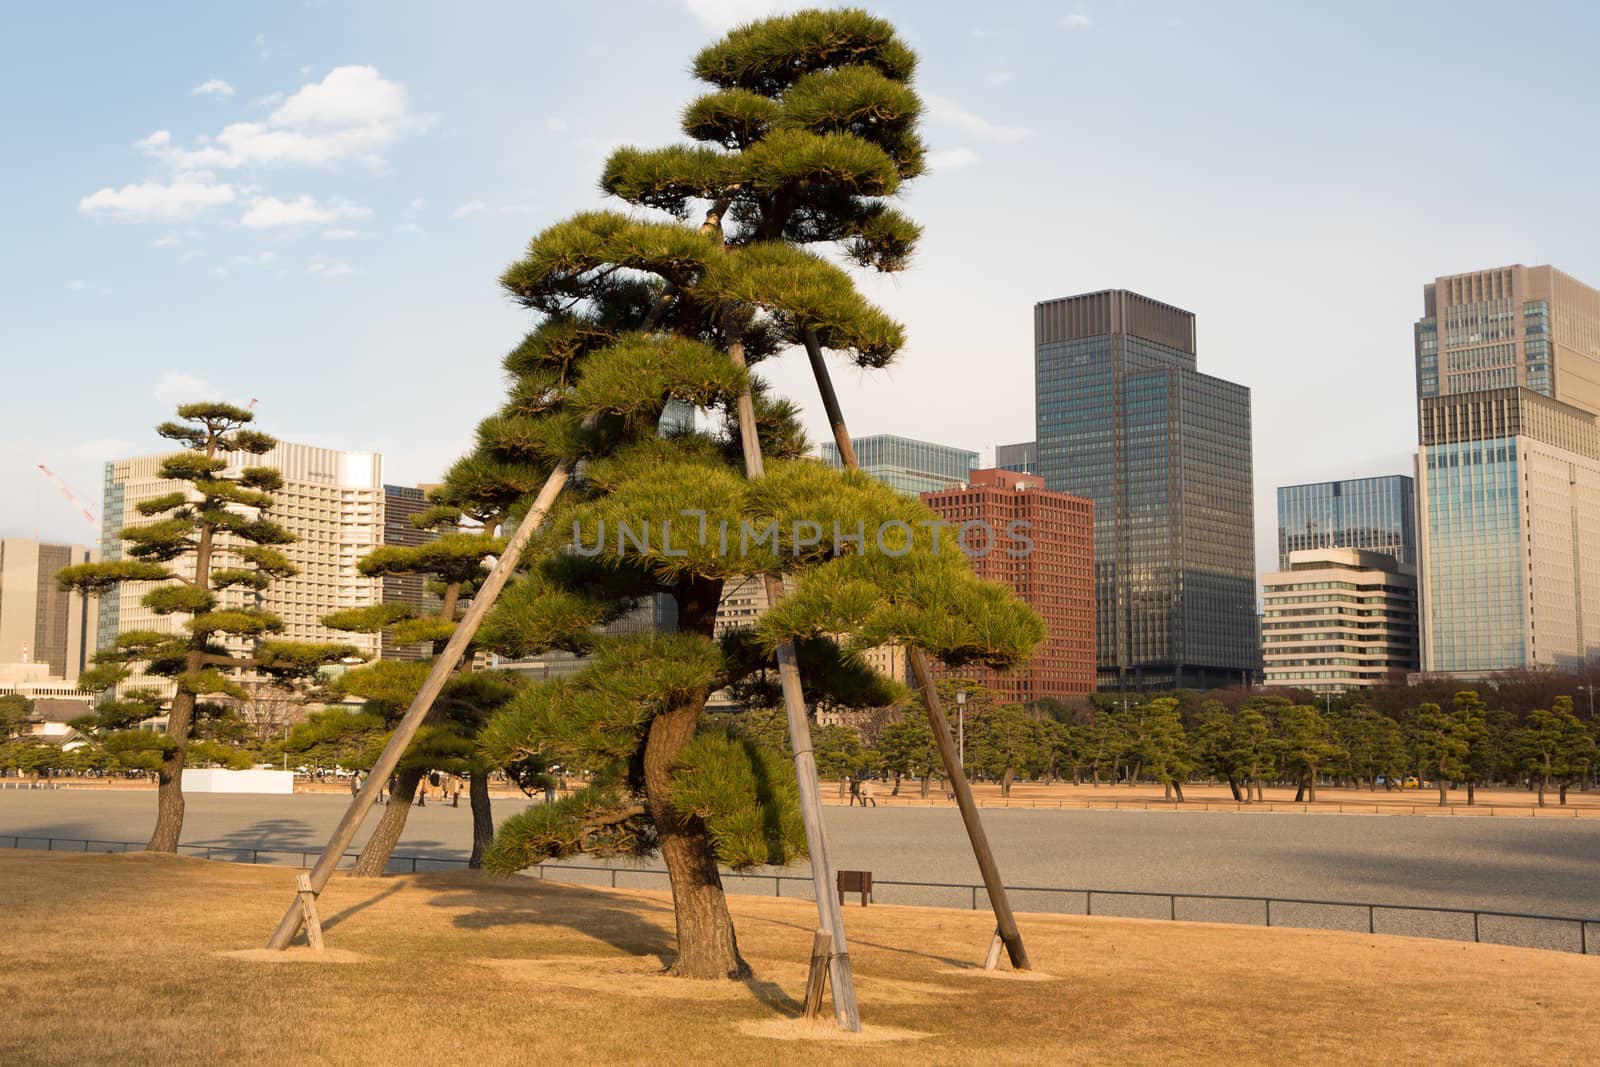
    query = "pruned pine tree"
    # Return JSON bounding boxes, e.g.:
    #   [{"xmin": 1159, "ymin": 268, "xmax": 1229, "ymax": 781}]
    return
[
  {"xmin": 57, "ymin": 403, "xmax": 359, "ymax": 851},
  {"xmin": 322, "ymin": 475, "xmax": 521, "ymax": 873},
  {"xmin": 470, "ymin": 10, "xmax": 1041, "ymax": 979}
]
